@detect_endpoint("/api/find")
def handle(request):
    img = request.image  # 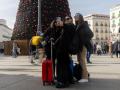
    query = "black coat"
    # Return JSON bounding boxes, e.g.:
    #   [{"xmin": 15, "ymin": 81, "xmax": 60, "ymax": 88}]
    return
[
  {"xmin": 44, "ymin": 28, "xmax": 62, "ymax": 57},
  {"xmin": 77, "ymin": 21, "xmax": 94, "ymax": 52},
  {"xmin": 56, "ymin": 24, "xmax": 75, "ymax": 53}
]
